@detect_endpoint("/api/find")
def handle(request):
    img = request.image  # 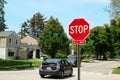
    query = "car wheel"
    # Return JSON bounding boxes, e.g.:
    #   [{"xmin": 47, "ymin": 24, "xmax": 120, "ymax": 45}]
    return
[
  {"xmin": 60, "ymin": 71, "xmax": 64, "ymax": 78},
  {"xmin": 40, "ymin": 74, "xmax": 45, "ymax": 78},
  {"xmin": 69, "ymin": 69, "xmax": 73, "ymax": 76}
]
